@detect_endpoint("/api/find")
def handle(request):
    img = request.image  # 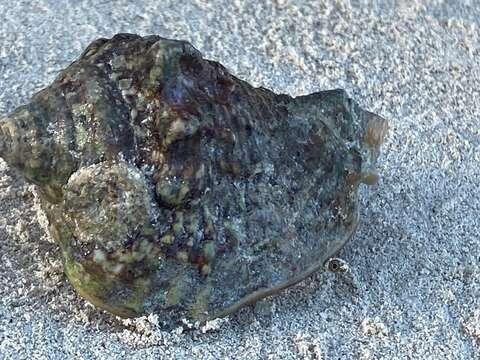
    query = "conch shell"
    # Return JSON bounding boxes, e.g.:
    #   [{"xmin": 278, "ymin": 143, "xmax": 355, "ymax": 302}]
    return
[{"xmin": 0, "ymin": 34, "xmax": 388, "ymax": 322}]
